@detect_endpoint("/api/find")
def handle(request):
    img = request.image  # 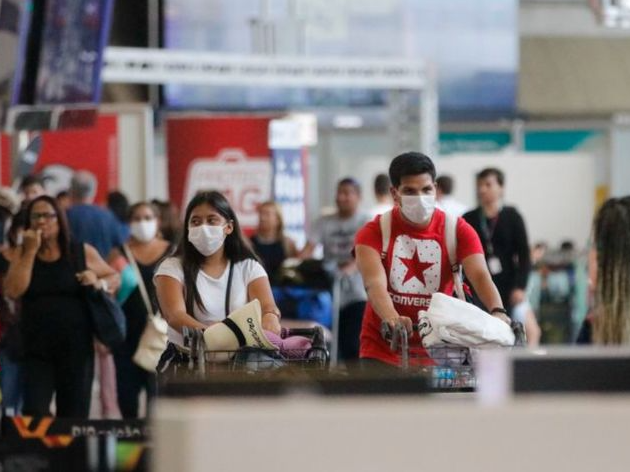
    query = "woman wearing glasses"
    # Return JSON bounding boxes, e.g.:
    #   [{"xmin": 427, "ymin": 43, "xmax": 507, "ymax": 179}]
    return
[{"xmin": 3, "ymin": 195, "xmax": 119, "ymax": 417}]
